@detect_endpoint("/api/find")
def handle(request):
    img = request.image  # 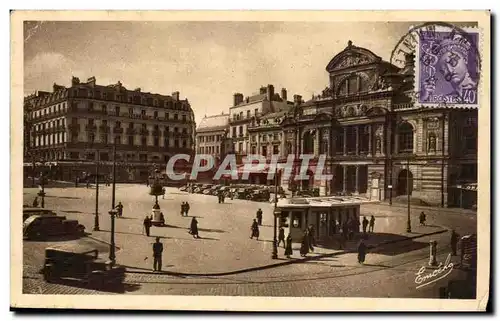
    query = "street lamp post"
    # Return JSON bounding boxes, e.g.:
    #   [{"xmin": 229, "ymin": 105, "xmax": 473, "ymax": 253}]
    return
[
  {"xmin": 94, "ymin": 152, "xmax": 100, "ymax": 231},
  {"xmin": 111, "ymin": 141, "xmax": 117, "ymax": 209},
  {"xmin": 38, "ymin": 170, "xmax": 46, "ymax": 208},
  {"xmin": 272, "ymin": 174, "xmax": 279, "ymax": 259},
  {"xmin": 108, "ymin": 209, "xmax": 117, "ymax": 265},
  {"xmin": 406, "ymin": 158, "xmax": 411, "ymax": 233}
]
